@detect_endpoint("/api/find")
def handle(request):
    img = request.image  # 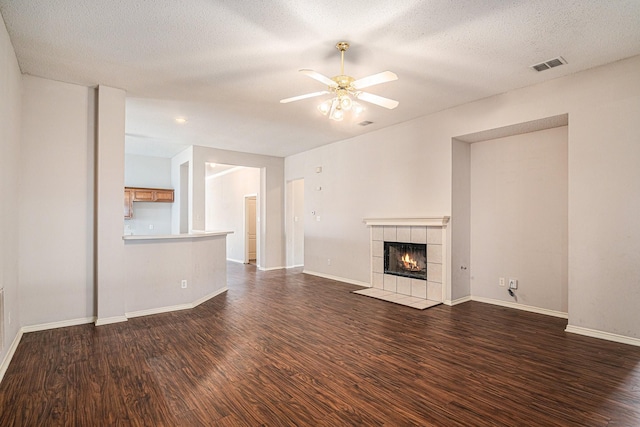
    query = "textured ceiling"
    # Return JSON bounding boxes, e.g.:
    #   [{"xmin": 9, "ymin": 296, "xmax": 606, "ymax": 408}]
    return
[{"xmin": 2, "ymin": 0, "xmax": 640, "ymax": 157}]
